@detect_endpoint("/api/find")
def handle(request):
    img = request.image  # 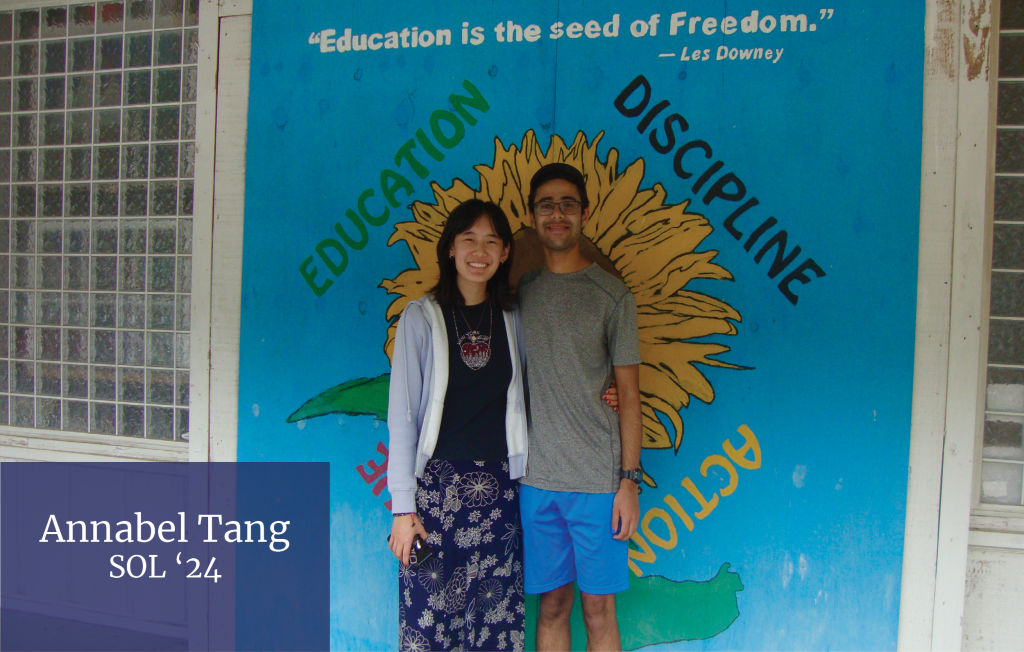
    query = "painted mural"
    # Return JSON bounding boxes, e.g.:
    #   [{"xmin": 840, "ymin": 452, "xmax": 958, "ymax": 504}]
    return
[{"xmin": 241, "ymin": 2, "xmax": 925, "ymax": 650}]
